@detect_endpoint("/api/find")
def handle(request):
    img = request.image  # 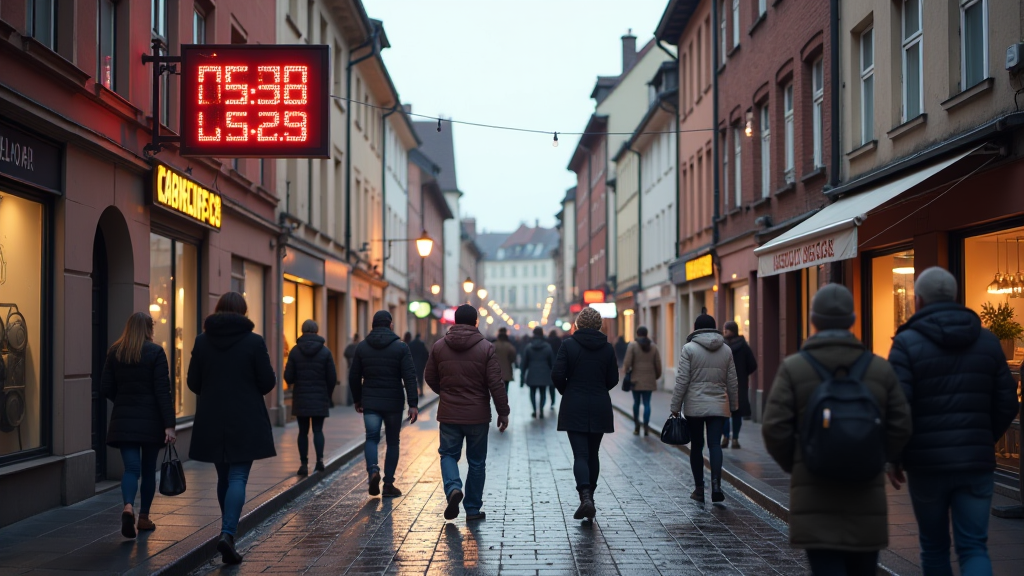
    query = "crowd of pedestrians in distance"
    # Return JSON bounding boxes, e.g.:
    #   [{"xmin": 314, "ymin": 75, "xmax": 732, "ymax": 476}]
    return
[{"xmin": 98, "ymin": 265, "xmax": 1019, "ymax": 574}]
